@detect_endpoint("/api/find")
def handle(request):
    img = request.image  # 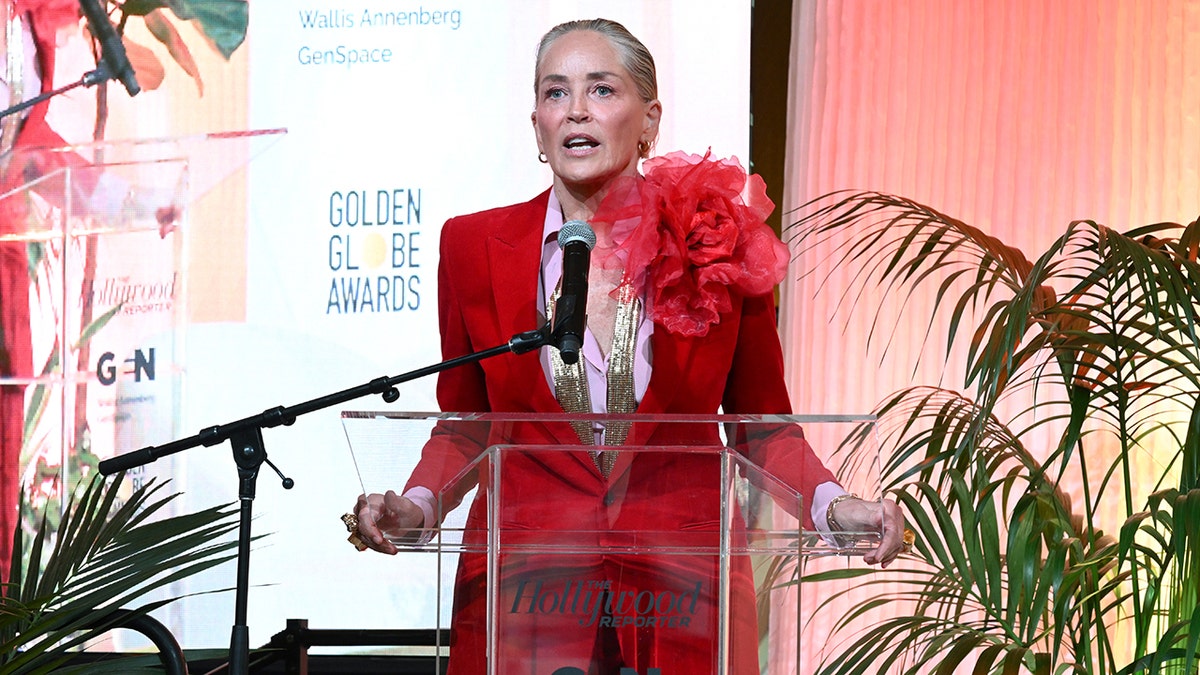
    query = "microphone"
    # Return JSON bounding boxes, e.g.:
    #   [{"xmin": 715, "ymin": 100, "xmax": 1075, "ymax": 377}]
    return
[
  {"xmin": 553, "ymin": 220, "xmax": 596, "ymax": 365},
  {"xmin": 79, "ymin": 0, "xmax": 141, "ymax": 97}
]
